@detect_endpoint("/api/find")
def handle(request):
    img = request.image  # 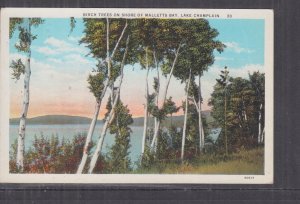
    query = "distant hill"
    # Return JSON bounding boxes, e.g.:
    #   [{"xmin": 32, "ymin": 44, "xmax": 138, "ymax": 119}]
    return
[
  {"xmin": 9, "ymin": 110, "xmax": 215, "ymax": 126},
  {"xmin": 10, "ymin": 115, "xmax": 99, "ymax": 125}
]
